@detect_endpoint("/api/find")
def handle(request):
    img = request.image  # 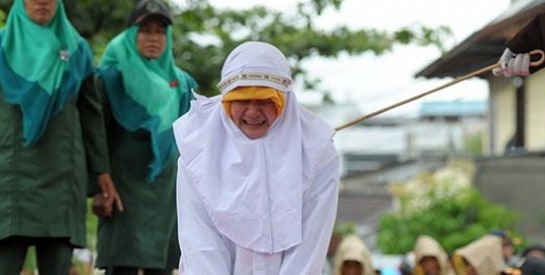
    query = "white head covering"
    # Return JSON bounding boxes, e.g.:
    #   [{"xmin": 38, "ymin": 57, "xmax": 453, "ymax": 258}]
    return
[
  {"xmin": 173, "ymin": 41, "xmax": 336, "ymax": 253},
  {"xmin": 453, "ymin": 235, "xmax": 506, "ymax": 274},
  {"xmin": 413, "ymin": 235, "xmax": 451, "ymax": 275},
  {"xmin": 333, "ymin": 234, "xmax": 375, "ymax": 275}
]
